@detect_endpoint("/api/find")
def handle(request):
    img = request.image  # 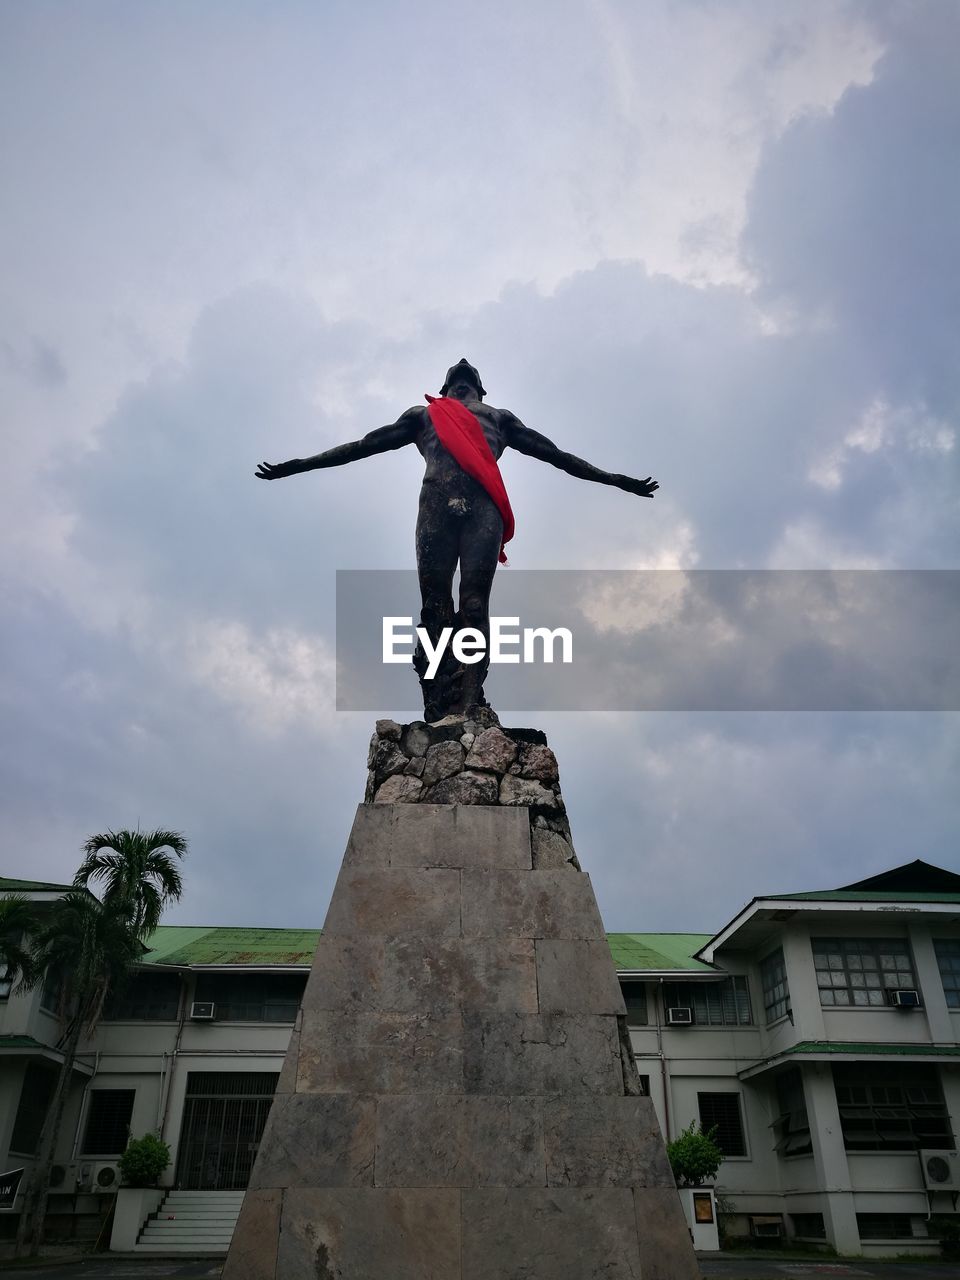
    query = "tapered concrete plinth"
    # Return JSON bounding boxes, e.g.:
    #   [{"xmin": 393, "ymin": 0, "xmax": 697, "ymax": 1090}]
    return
[{"xmin": 223, "ymin": 802, "xmax": 700, "ymax": 1280}]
